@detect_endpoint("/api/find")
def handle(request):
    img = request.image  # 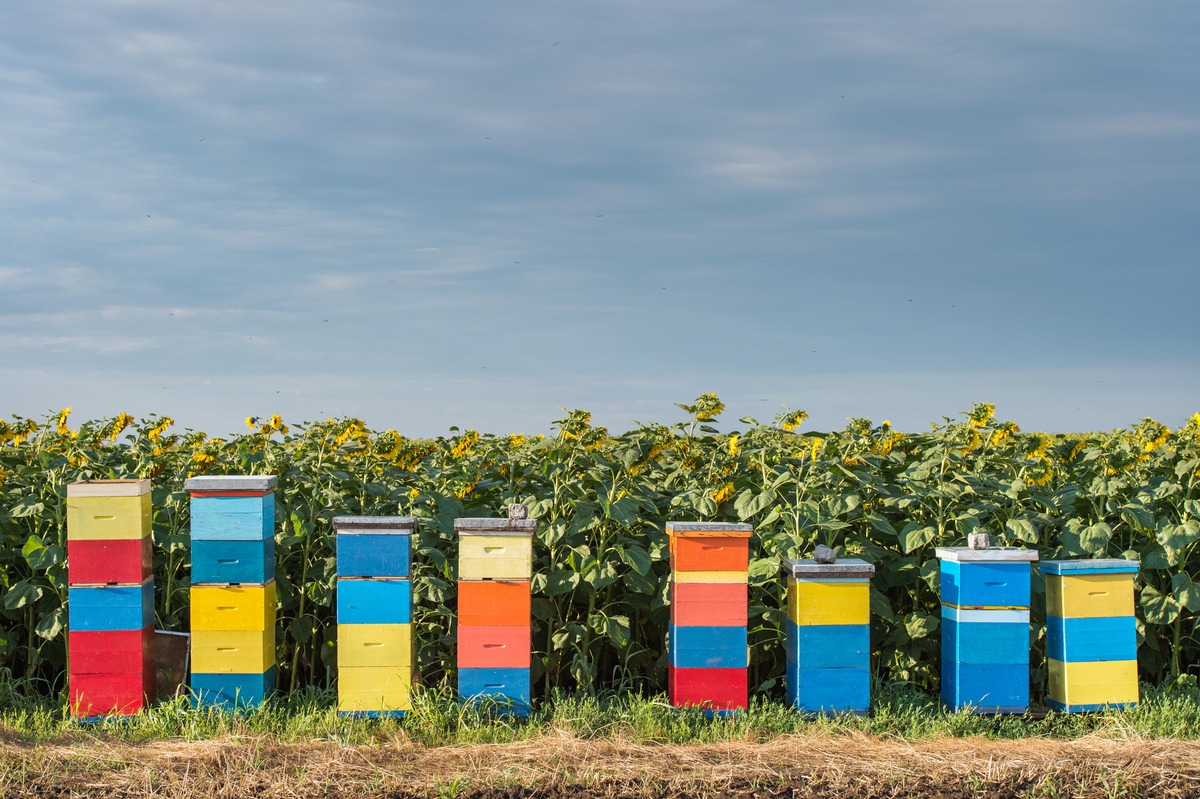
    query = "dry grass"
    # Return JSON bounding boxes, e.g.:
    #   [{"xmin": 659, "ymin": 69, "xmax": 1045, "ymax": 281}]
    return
[{"xmin": 2, "ymin": 729, "xmax": 1199, "ymax": 798}]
